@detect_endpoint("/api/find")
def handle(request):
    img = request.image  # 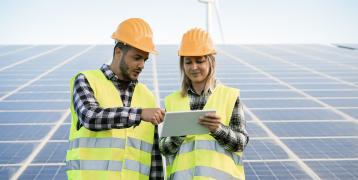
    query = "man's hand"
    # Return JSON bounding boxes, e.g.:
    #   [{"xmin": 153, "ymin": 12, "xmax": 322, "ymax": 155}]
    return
[
  {"xmin": 141, "ymin": 108, "xmax": 165, "ymax": 125},
  {"xmin": 198, "ymin": 113, "xmax": 221, "ymax": 133}
]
